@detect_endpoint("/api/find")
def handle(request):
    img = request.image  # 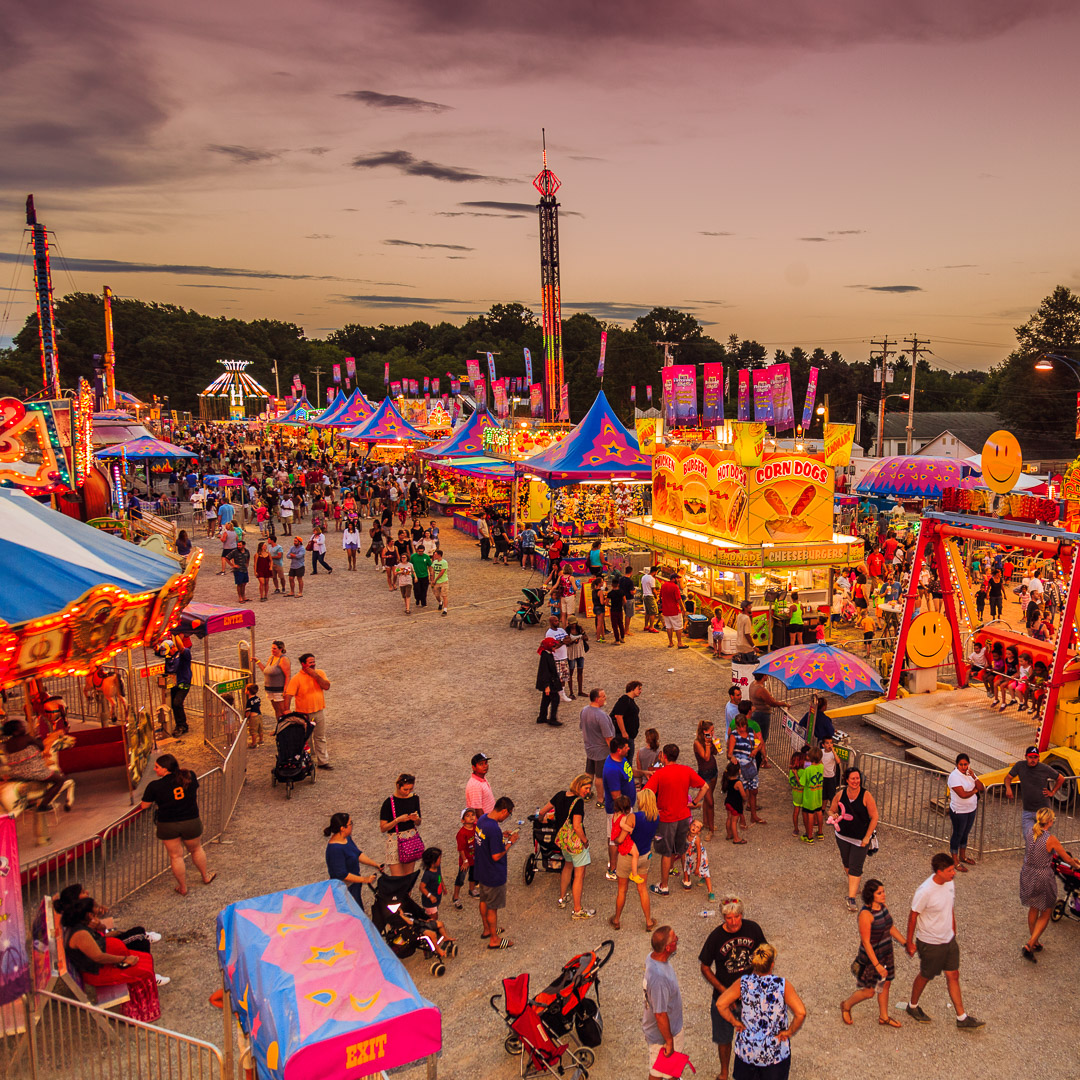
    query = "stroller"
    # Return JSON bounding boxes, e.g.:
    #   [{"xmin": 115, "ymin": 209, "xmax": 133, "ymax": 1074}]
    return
[
  {"xmin": 491, "ymin": 940, "xmax": 614, "ymax": 1079},
  {"xmin": 522, "ymin": 812, "xmax": 565, "ymax": 884},
  {"xmin": 367, "ymin": 870, "xmax": 458, "ymax": 977},
  {"xmin": 511, "ymin": 587, "xmax": 546, "ymax": 630},
  {"xmin": 1051, "ymin": 855, "xmax": 1080, "ymax": 924},
  {"xmin": 270, "ymin": 712, "xmax": 316, "ymax": 799}
]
